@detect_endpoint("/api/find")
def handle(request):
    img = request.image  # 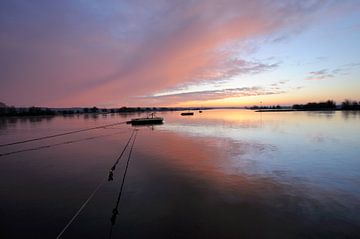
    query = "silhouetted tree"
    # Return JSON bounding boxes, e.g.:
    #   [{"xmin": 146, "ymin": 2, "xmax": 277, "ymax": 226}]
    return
[
  {"xmin": 7, "ymin": 106, "xmax": 17, "ymax": 115},
  {"xmin": 293, "ymin": 100, "xmax": 336, "ymax": 110},
  {"xmin": 342, "ymin": 99, "xmax": 360, "ymax": 110},
  {"xmin": 91, "ymin": 107, "xmax": 98, "ymax": 113}
]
